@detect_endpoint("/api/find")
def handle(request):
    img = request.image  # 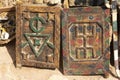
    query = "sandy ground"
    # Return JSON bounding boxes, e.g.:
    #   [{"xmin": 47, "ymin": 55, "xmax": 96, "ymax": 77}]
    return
[{"xmin": 0, "ymin": 40, "xmax": 119, "ymax": 80}]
